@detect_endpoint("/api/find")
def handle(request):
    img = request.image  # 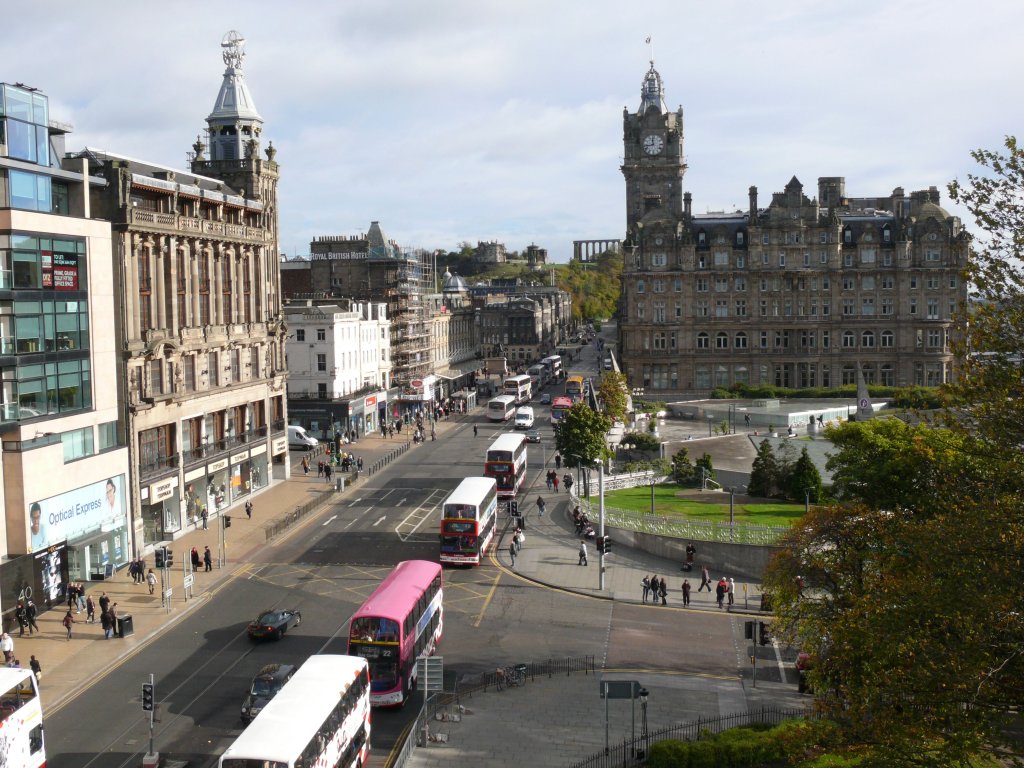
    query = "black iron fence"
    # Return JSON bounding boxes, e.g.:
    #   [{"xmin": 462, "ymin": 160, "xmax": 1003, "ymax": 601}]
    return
[
  {"xmin": 570, "ymin": 705, "xmax": 808, "ymax": 768},
  {"xmin": 263, "ymin": 487, "xmax": 340, "ymax": 541},
  {"xmin": 366, "ymin": 442, "xmax": 411, "ymax": 477}
]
